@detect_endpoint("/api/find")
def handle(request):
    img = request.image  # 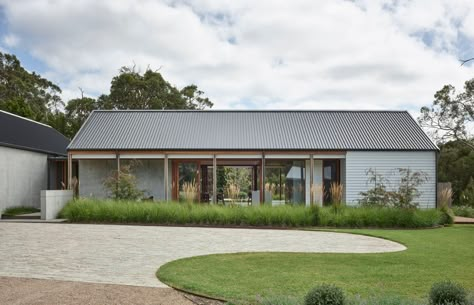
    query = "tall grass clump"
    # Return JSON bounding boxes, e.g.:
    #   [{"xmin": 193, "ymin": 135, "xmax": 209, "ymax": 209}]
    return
[
  {"xmin": 438, "ymin": 188, "xmax": 453, "ymax": 209},
  {"xmin": 318, "ymin": 206, "xmax": 444, "ymax": 228},
  {"xmin": 59, "ymin": 199, "xmax": 446, "ymax": 228},
  {"xmin": 60, "ymin": 198, "xmax": 314, "ymax": 227},
  {"xmin": 437, "ymin": 188, "xmax": 455, "ymax": 225},
  {"xmin": 330, "ymin": 182, "xmax": 344, "ymax": 213},
  {"xmin": 182, "ymin": 180, "xmax": 198, "ymax": 203},
  {"xmin": 310, "ymin": 183, "xmax": 324, "ymax": 207}
]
